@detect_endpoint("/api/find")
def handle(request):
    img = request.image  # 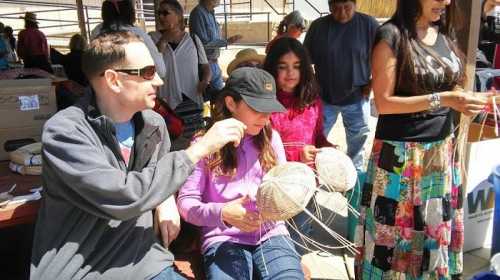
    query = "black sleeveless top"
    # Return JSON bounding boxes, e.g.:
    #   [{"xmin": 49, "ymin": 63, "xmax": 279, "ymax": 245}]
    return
[{"xmin": 375, "ymin": 23, "xmax": 463, "ymax": 142}]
